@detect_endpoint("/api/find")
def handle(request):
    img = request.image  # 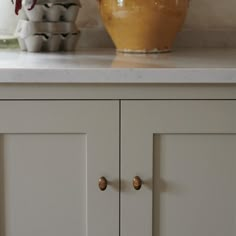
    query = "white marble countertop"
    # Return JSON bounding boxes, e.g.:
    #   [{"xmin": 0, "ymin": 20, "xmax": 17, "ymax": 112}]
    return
[{"xmin": 0, "ymin": 48, "xmax": 236, "ymax": 83}]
